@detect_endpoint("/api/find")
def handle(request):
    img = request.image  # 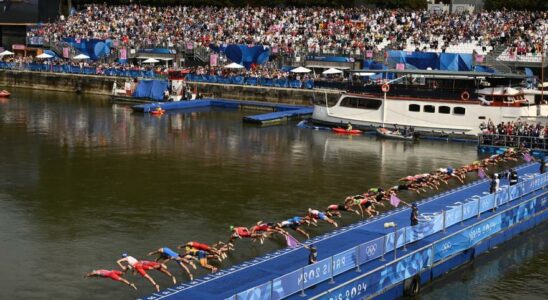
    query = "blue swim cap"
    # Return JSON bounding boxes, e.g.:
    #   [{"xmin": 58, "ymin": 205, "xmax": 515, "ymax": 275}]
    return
[{"xmin": 122, "ymin": 253, "xmax": 128, "ymax": 258}]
